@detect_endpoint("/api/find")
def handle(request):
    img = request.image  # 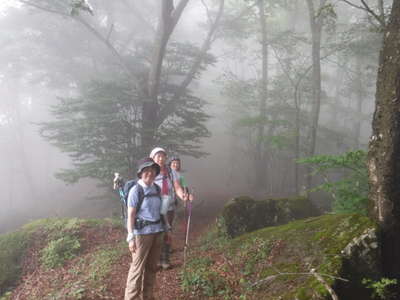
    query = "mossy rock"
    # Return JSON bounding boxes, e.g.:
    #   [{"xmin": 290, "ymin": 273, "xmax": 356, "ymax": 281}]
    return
[{"xmin": 222, "ymin": 195, "xmax": 320, "ymax": 238}]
